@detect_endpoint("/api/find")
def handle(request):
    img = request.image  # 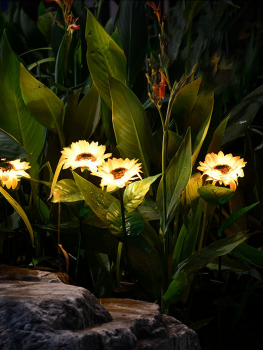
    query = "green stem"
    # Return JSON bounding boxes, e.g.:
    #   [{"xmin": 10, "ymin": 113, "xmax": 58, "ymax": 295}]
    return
[
  {"xmin": 218, "ymin": 205, "xmax": 222, "ymax": 280},
  {"xmin": 58, "ymin": 202, "xmax": 61, "ymax": 272},
  {"xmin": 198, "ymin": 202, "xmax": 207, "ymax": 251},
  {"xmin": 158, "ymin": 106, "xmax": 165, "ymax": 130},
  {"xmin": 64, "ymin": 31, "xmax": 73, "ymax": 88},
  {"xmin": 75, "ymin": 217, "xmax": 83, "ymax": 284},
  {"xmin": 119, "ymin": 187, "xmax": 132, "ymax": 281},
  {"xmin": 185, "ymin": 22, "xmax": 192, "ymax": 76},
  {"xmin": 116, "ymin": 242, "xmax": 123, "ymax": 285}
]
